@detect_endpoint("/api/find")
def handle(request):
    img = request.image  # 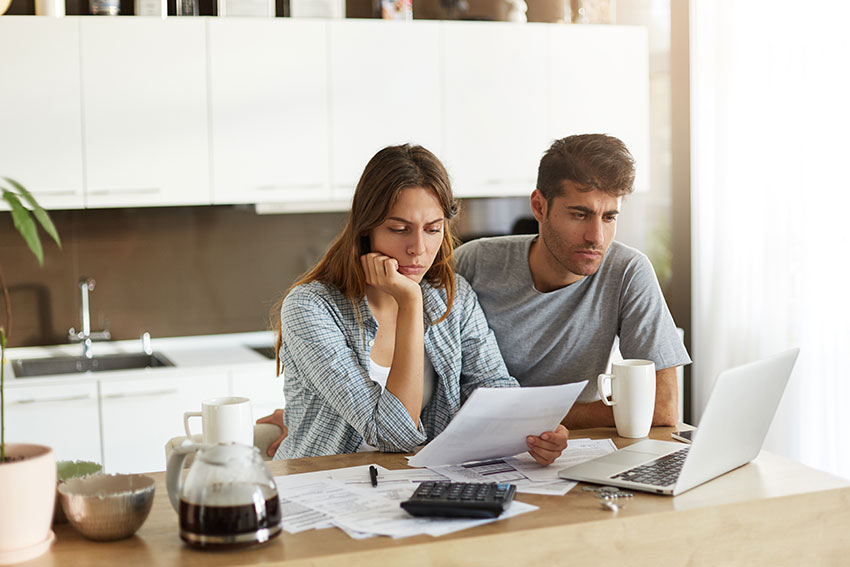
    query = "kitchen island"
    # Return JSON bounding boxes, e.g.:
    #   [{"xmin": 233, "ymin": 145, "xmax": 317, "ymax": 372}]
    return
[{"xmin": 29, "ymin": 427, "xmax": 850, "ymax": 566}]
